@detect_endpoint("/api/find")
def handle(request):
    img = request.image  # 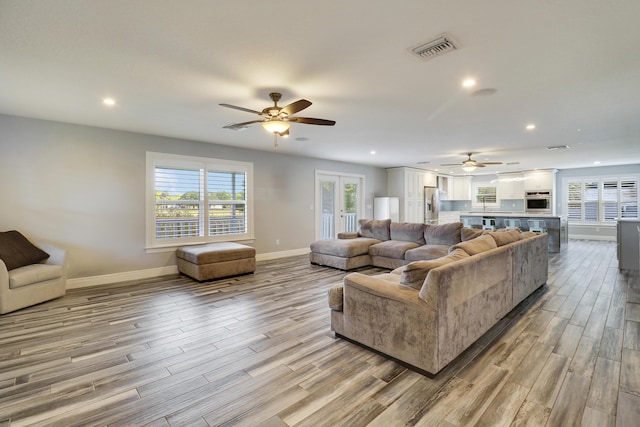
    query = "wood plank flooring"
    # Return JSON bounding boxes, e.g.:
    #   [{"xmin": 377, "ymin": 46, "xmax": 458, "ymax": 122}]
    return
[{"xmin": 0, "ymin": 239, "xmax": 639, "ymax": 426}]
